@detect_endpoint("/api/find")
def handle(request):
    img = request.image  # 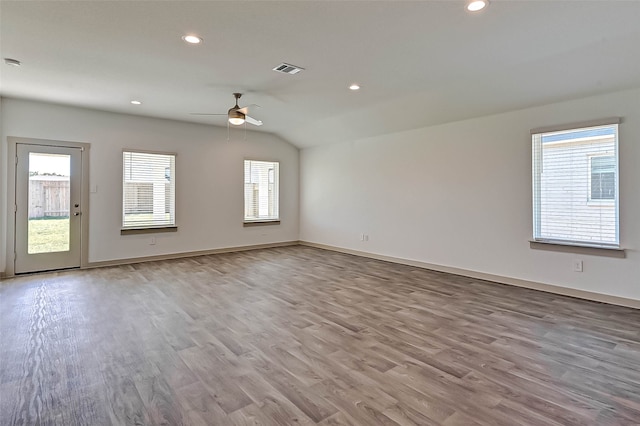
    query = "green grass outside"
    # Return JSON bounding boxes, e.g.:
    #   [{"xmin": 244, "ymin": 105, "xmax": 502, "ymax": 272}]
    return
[{"xmin": 28, "ymin": 217, "xmax": 69, "ymax": 254}]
